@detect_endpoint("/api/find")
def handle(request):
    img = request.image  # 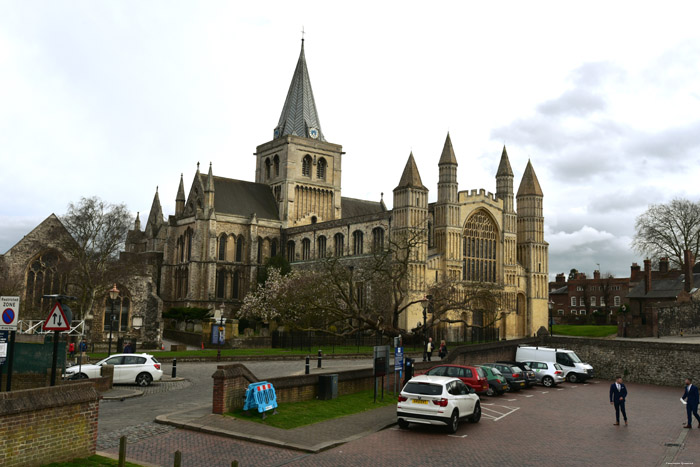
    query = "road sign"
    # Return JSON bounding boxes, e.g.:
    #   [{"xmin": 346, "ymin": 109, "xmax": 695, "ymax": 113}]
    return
[
  {"xmin": 394, "ymin": 346, "xmax": 404, "ymax": 370},
  {"xmin": 43, "ymin": 302, "xmax": 70, "ymax": 331},
  {"xmin": 0, "ymin": 296, "xmax": 20, "ymax": 331}
]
